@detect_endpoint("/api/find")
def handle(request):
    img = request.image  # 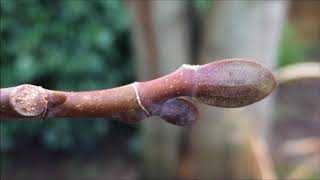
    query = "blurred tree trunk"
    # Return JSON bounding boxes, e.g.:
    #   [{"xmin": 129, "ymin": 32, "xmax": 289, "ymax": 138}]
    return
[
  {"xmin": 128, "ymin": 1, "xmax": 191, "ymax": 178},
  {"xmin": 191, "ymin": 1, "xmax": 287, "ymax": 178},
  {"xmin": 289, "ymin": 1, "xmax": 320, "ymax": 41}
]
